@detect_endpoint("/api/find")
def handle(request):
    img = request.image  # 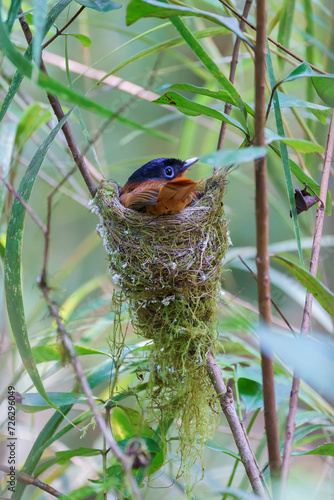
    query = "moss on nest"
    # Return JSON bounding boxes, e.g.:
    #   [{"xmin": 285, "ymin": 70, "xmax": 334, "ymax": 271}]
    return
[{"xmin": 92, "ymin": 170, "xmax": 229, "ymax": 492}]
